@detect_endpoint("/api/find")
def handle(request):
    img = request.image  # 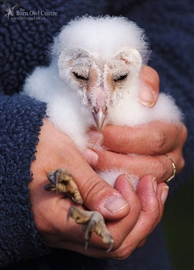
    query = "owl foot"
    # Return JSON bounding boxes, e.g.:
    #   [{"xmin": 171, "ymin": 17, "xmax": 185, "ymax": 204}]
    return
[
  {"xmin": 68, "ymin": 206, "xmax": 114, "ymax": 252},
  {"xmin": 44, "ymin": 168, "xmax": 83, "ymax": 205},
  {"xmin": 44, "ymin": 168, "xmax": 114, "ymax": 251}
]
